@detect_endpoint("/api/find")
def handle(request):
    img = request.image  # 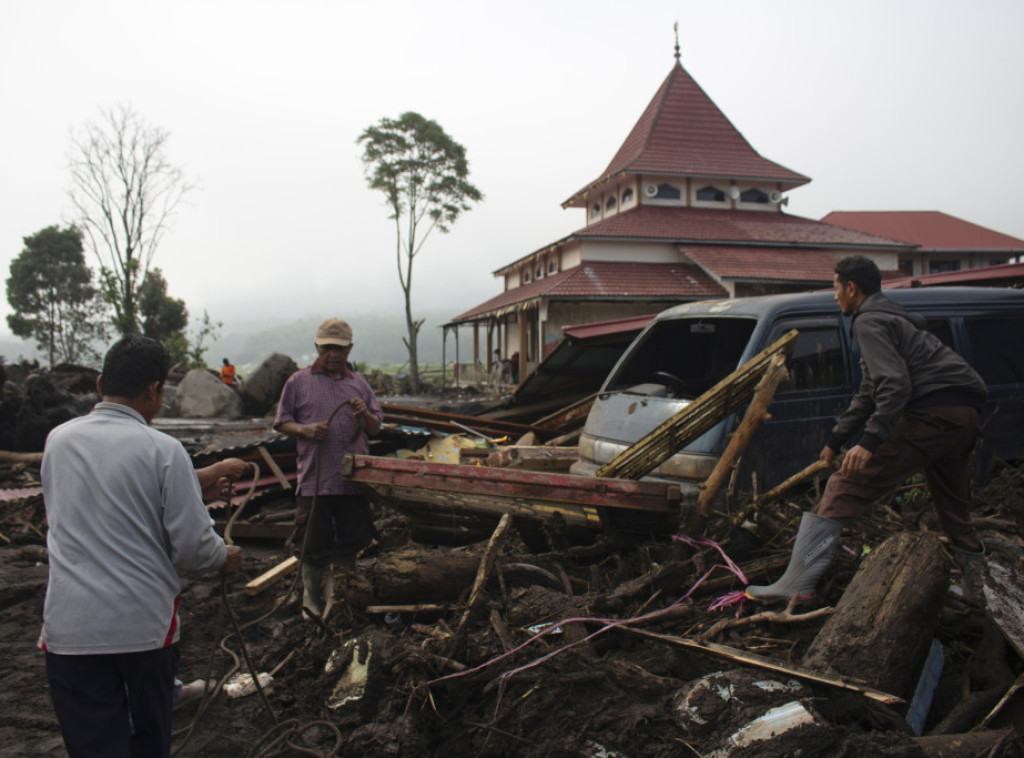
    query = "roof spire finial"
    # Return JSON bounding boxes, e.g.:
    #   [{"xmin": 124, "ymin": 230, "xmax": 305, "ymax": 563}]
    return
[{"xmin": 673, "ymin": 21, "xmax": 680, "ymax": 63}]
